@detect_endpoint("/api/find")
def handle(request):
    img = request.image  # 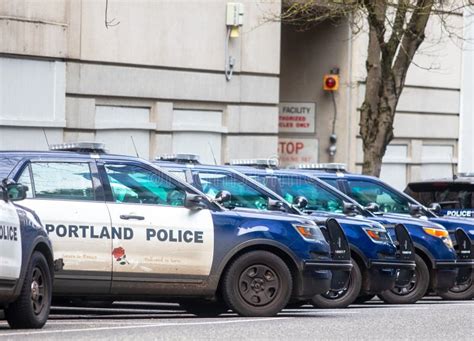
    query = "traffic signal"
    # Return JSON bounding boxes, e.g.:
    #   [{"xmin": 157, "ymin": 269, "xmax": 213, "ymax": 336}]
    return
[{"xmin": 323, "ymin": 74, "xmax": 339, "ymax": 91}]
